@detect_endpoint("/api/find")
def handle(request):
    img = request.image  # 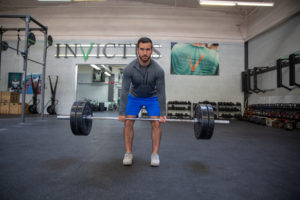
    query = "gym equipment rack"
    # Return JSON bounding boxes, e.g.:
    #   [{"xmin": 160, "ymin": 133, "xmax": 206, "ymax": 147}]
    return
[{"xmin": 0, "ymin": 14, "xmax": 49, "ymax": 123}]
